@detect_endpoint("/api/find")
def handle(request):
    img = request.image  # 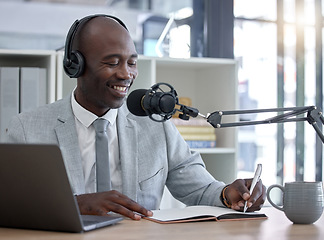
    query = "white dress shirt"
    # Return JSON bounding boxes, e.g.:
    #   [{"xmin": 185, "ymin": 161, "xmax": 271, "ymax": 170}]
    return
[{"xmin": 71, "ymin": 92, "xmax": 122, "ymax": 193}]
